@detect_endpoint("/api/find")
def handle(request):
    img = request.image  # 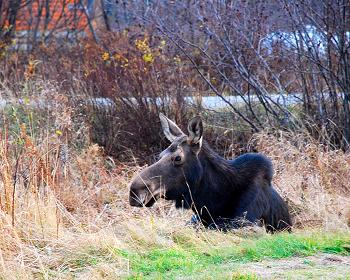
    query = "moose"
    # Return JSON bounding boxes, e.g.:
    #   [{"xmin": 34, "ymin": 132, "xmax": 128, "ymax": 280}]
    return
[{"xmin": 129, "ymin": 114, "xmax": 292, "ymax": 232}]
